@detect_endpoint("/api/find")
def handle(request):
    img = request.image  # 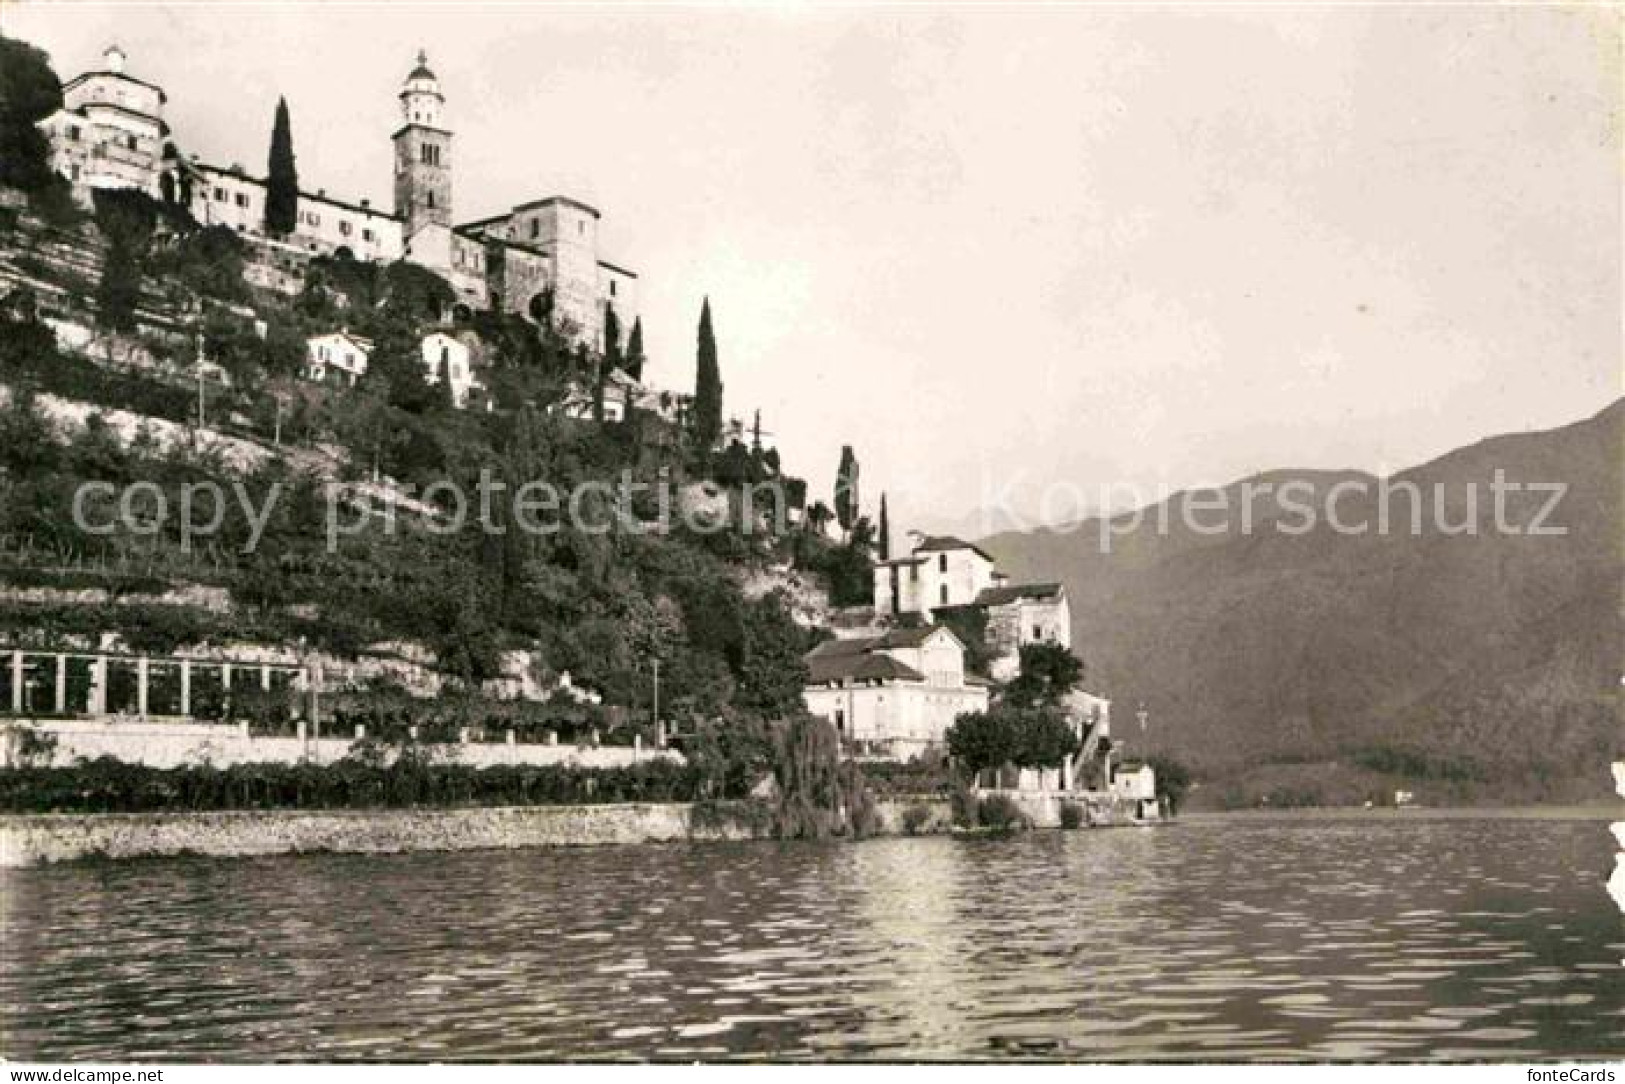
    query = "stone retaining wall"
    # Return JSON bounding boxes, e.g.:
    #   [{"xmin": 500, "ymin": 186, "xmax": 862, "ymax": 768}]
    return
[
  {"xmin": 0, "ymin": 796, "xmax": 1155, "ymax": 868},
  {"xmin": 0, "ymin": 803, "xmax": 765, "ymax": 867}
]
